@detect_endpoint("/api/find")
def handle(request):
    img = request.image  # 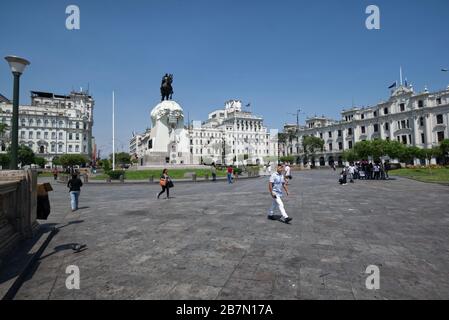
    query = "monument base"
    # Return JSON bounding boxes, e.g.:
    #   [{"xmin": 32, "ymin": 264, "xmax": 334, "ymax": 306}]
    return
[{"xmin": 143, "ymin": 153, "xmax": 169, "ymax": 166}]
